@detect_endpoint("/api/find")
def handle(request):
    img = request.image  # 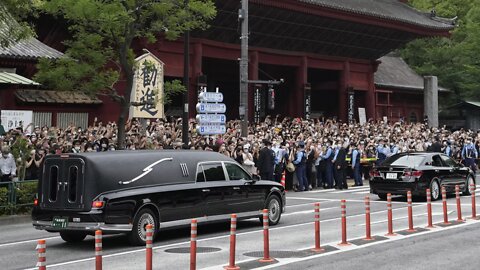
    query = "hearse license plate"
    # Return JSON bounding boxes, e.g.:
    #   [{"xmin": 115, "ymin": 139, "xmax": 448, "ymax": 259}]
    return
[
  {"xmin": 52, "ymin": 217, "xmax": 68, "ymax": 228},
  {"xmin": 386, "ymin": 173, "xmax": 397, "ymax": 179}
]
